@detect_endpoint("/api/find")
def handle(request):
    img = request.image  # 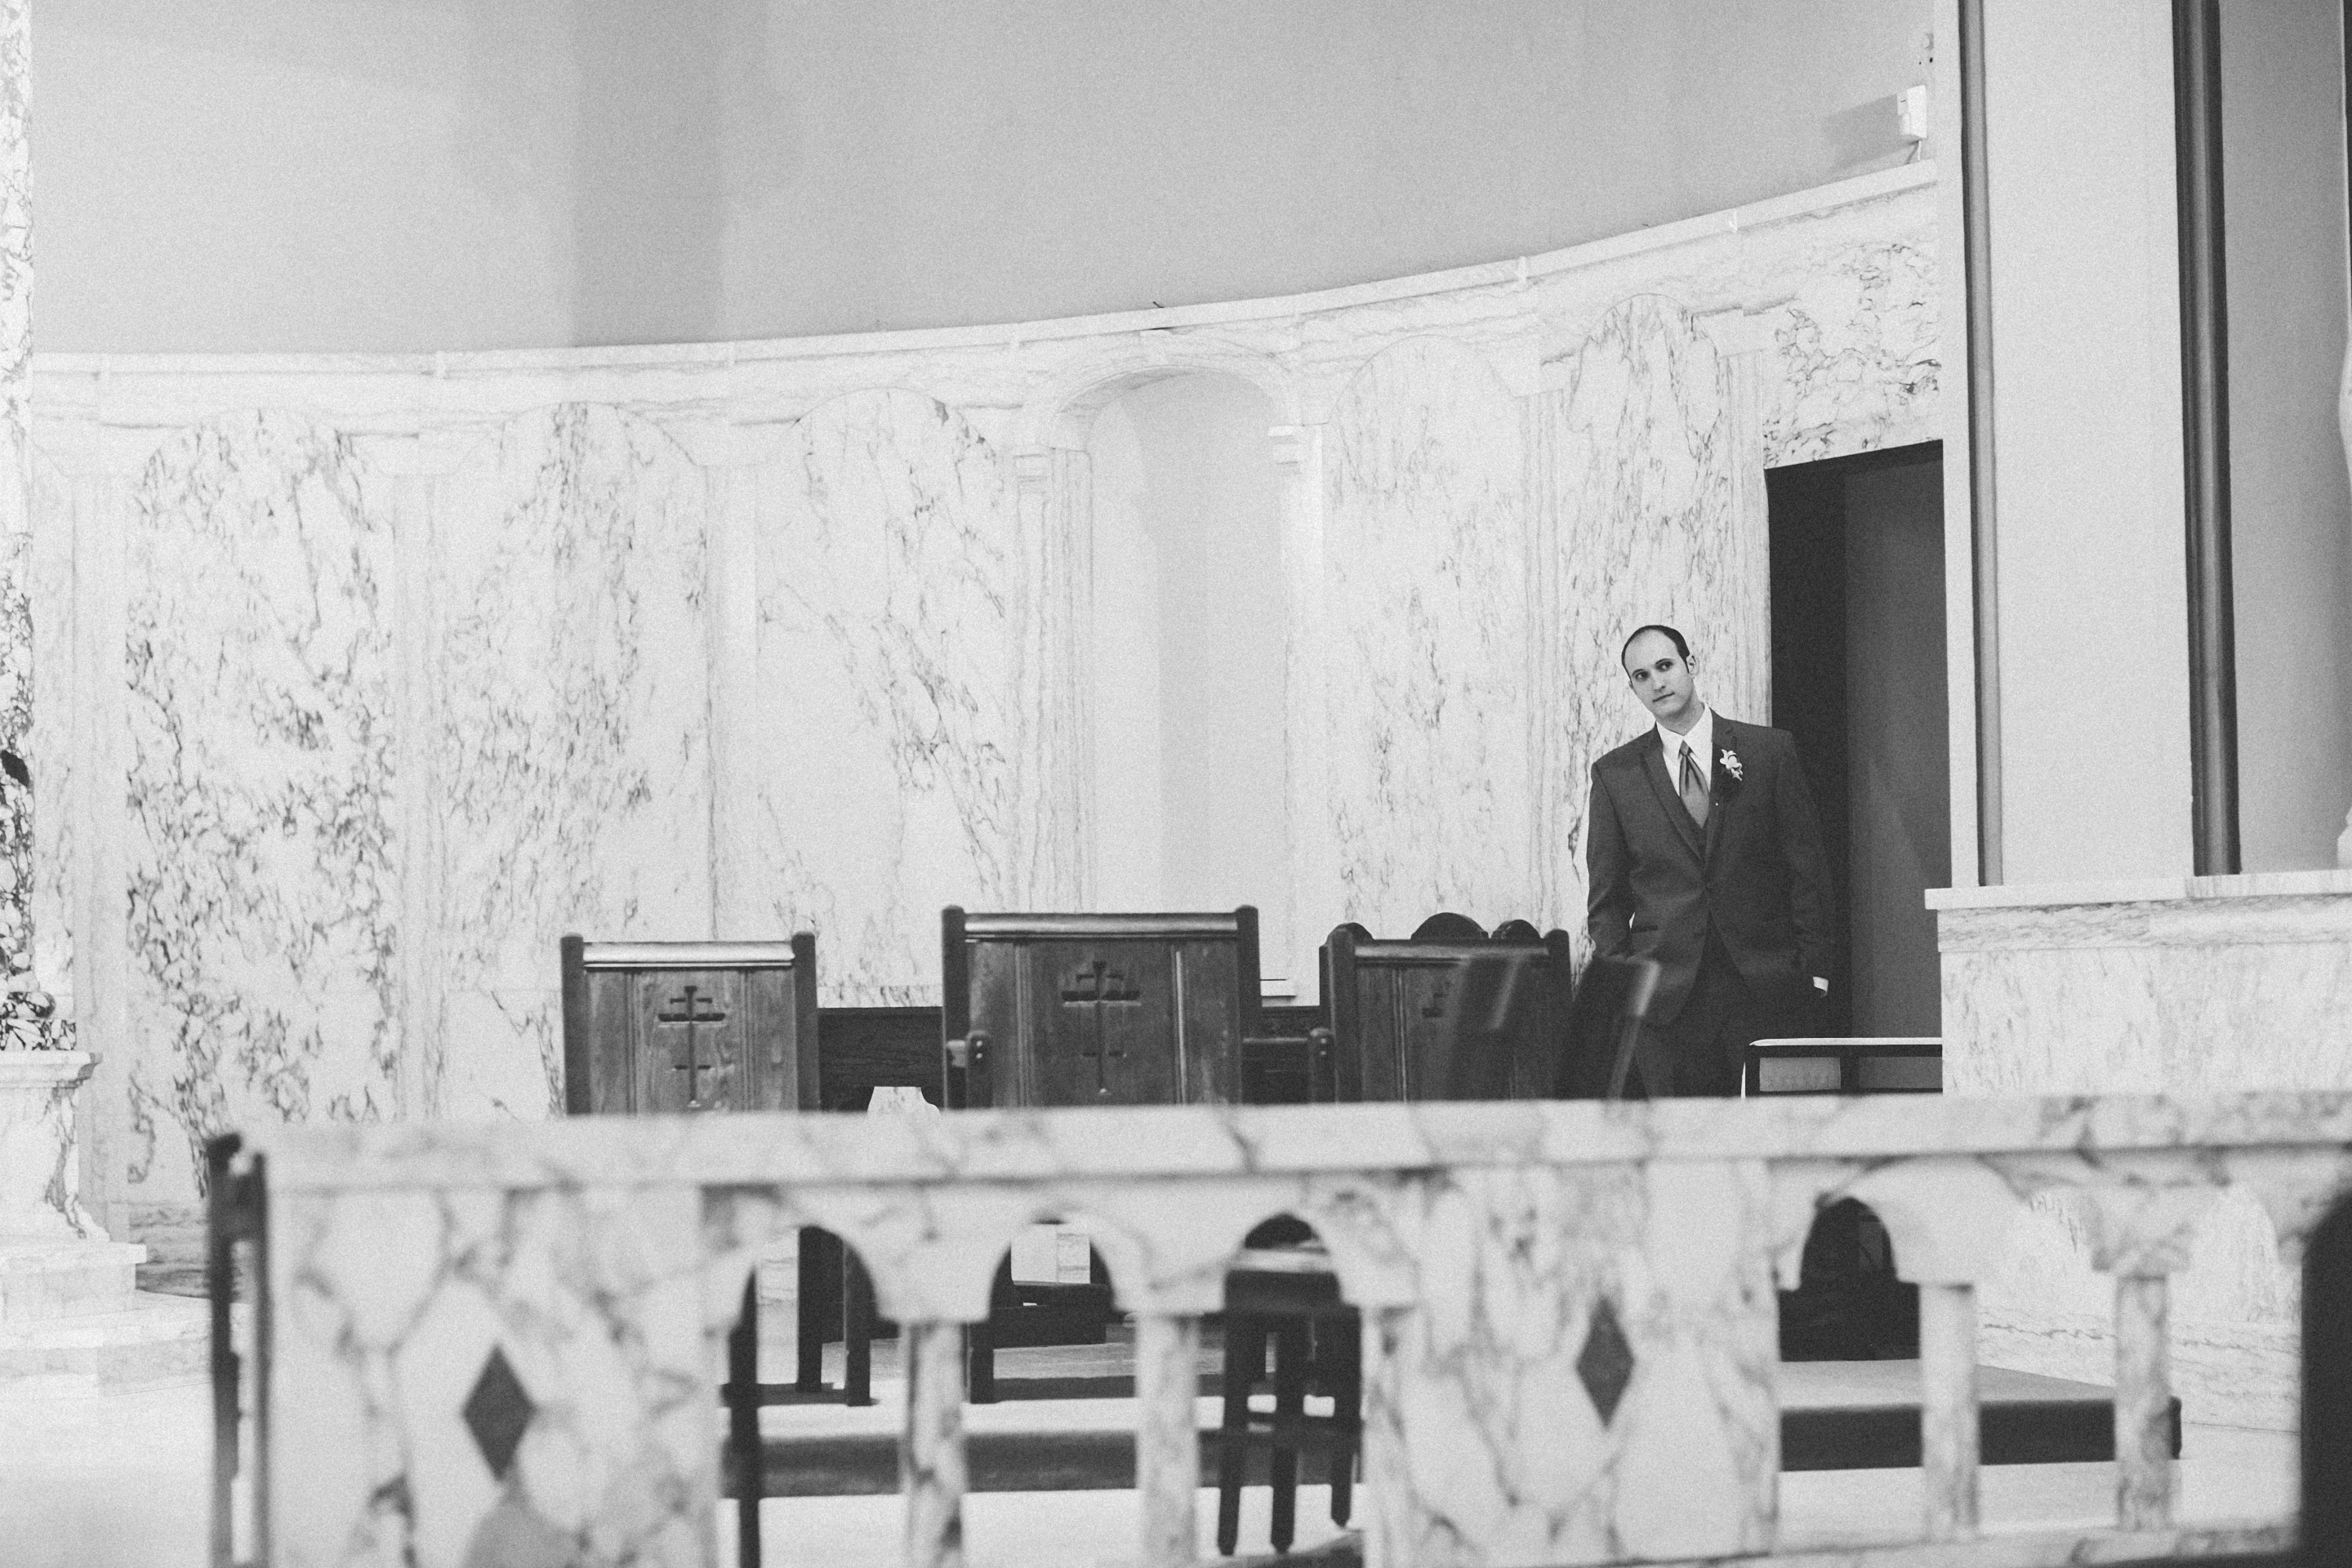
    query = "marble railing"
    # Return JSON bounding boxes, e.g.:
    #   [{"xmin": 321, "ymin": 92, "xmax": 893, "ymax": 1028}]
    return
[{"xmin": 219, "ymin": 1094, "xmax": 2339, "ymax": 1568}]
